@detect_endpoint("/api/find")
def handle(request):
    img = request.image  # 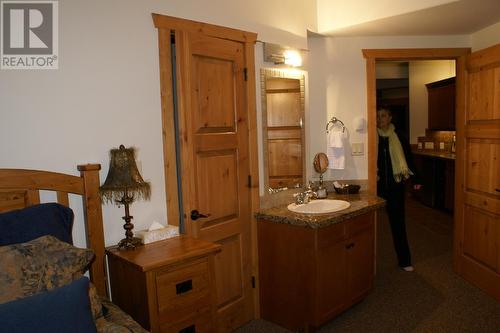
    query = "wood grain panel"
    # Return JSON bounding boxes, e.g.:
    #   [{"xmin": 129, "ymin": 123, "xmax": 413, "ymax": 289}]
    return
[
  {"xmin": 466, "ymin": 139, "xmax": 500, "ymax": 195},
  {"xmin": 194, "ymin": 56, "xmax": 236, "ymax": 131},
  {"xmin": 196, "ymin": 151, "xmax": 238, "ymax": 222},
  {"xmin": 463, "ymin": 205, "xmax": 499, "ymax": 272},
  {"xmin": 156, "ymin": 261, "xmax": 211, "ymax": 314},
  {"xmin": 266, "ymin": 92, "xmax": 301, "ymax": 127},
  {"xmin": 268, "ymin": 139, "xmax": 302, "ymax": 177},
  {"xmin": 468, "ymin": 68, "xmax": 500, "ymax": 120},
  {"xmin": 0, "ymin": 190, "xmax": 26, "ymax": 213},
  {"xmin": 214, "ymin": 234, "xmax": 243, "ymax": 307},
  {"xmin": 266, "ymin": 77, "xmax": 300, "ymax": 90},
  {"xmin": 267, "ymin": 128, "xmax": 301, "ymax": 140}
]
